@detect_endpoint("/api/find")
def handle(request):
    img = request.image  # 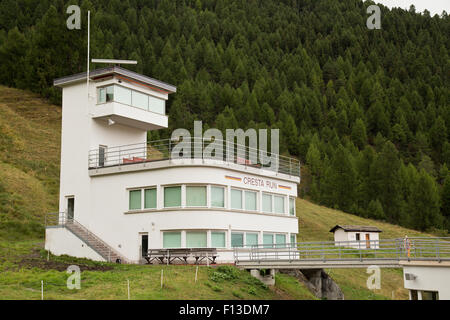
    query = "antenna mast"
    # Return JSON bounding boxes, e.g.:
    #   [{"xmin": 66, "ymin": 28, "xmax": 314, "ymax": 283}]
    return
[{"xmin": 87, "ymin": 10, "xmax": 90, "ymax": 112}]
